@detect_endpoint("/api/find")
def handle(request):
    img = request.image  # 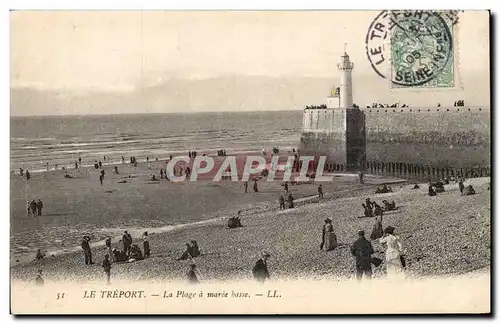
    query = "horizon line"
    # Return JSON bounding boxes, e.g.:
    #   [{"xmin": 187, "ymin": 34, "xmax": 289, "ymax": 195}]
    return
[{"xmin": 9, "ymin": 109, "xmax": 305, "ymax": 118}]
